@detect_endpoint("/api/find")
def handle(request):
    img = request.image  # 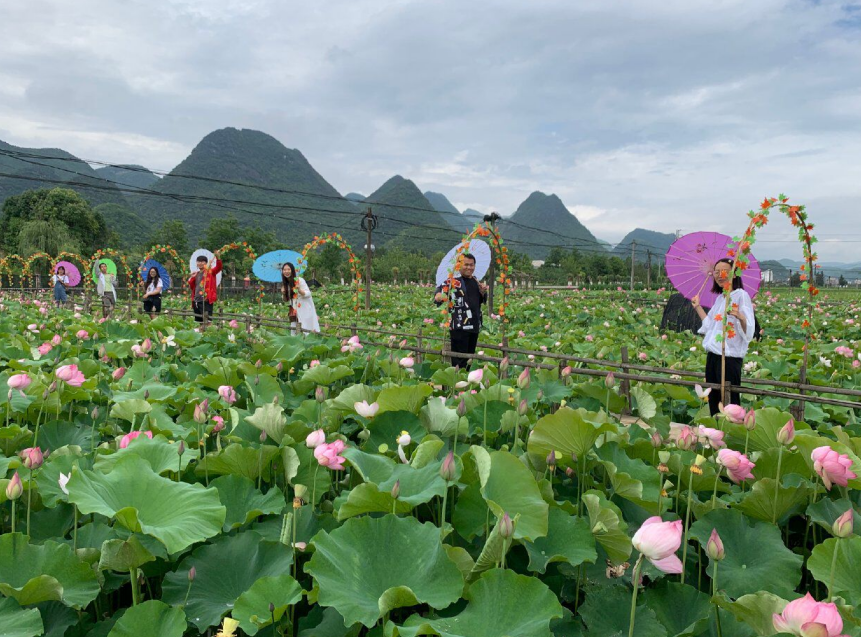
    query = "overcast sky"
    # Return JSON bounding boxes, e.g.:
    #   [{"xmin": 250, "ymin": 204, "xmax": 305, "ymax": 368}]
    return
[{"xmin": 2, "ymin": 0, "xmax": 860, "ymax": 262}]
